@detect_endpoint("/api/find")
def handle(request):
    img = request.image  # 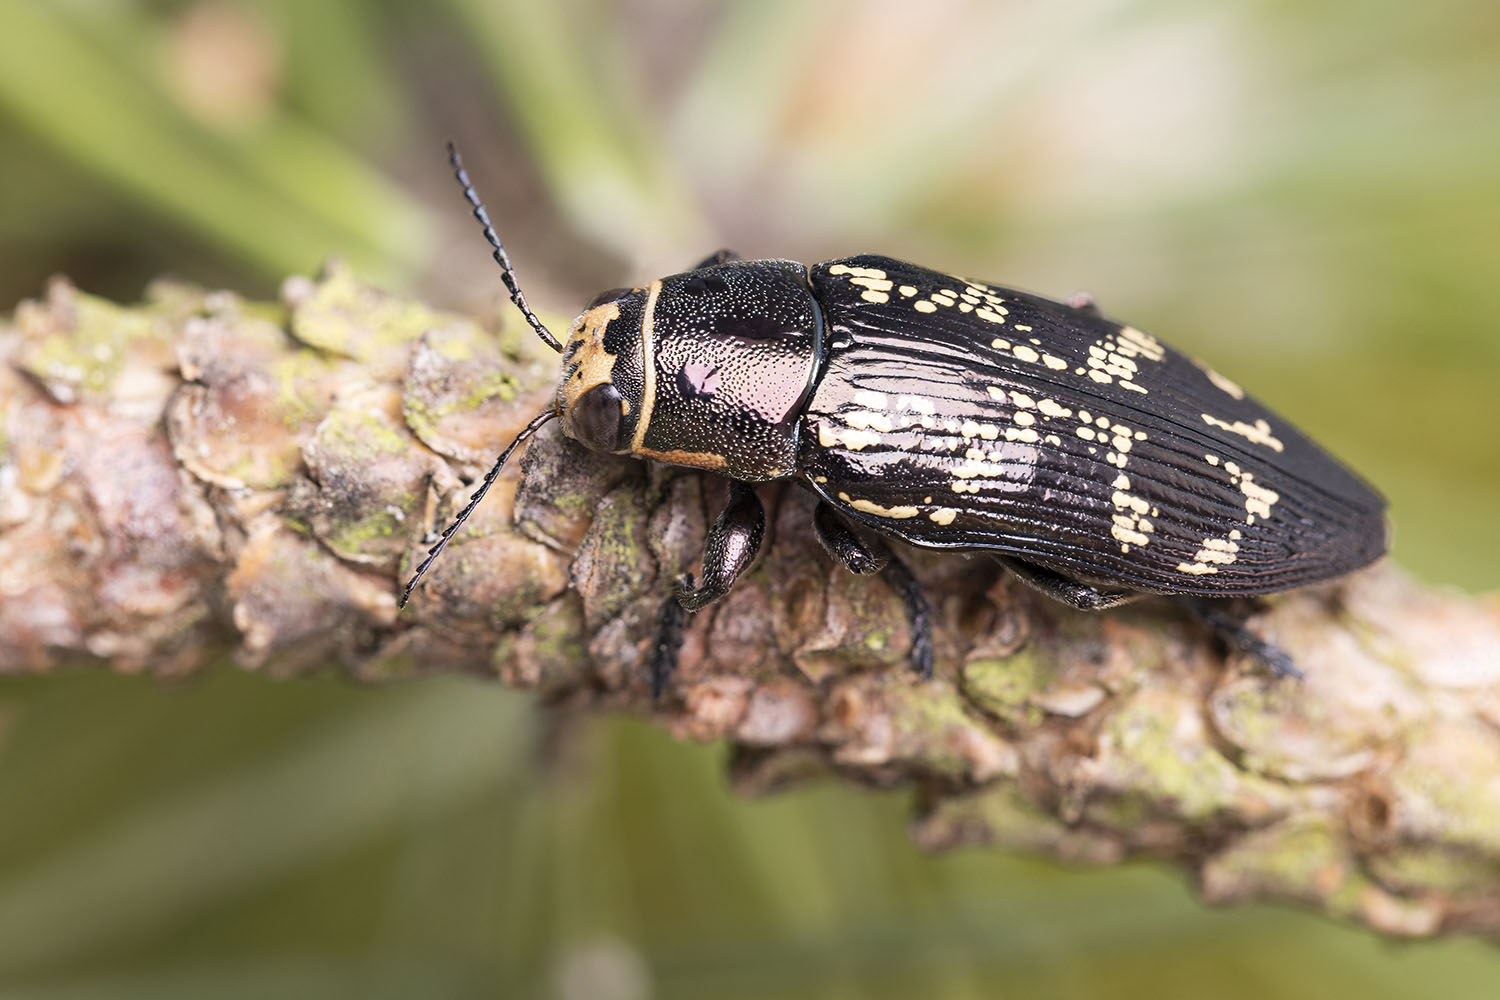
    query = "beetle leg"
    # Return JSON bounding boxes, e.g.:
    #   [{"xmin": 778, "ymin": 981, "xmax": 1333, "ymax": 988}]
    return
[
  {"xmin": 997, "ymin": 556, "xmax": 1141, "ymax": 611},
  {"xmin": 692, "ymin": 249, "xmax": 742, "ymax": 269},
  {"xmin": 879, "ymin": 553, "xmax": 934, "ymax": 679},
  {"xmin": 674, "ymin": 481, "xmax": 766, "ymax": 612},
  {"xmin": 813, "ymin": 503, "xmax": 933, "ymax": 678},
  {"xmin": 1067, "ymin": 291, "xmax": 1101, "ymax": 316},
  {"xmin": 1176, "ymin": 598, "xmax": 1303, "ymax": 679},
  {"xmin": 649, "ymin": 590, "xmax": 689, "ymax": 701},
  {"xmin": 648, "ymin": 481, "xmax": 765, "ymax": 698},
  {"xmin": 812, "ymin": 502, "xmax": 888, "ymax": 574}
]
